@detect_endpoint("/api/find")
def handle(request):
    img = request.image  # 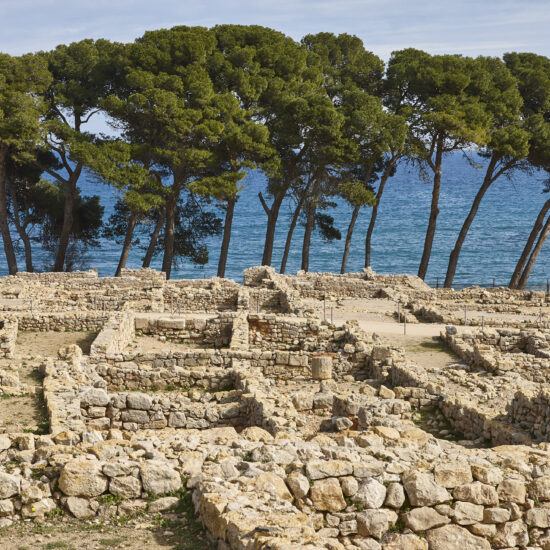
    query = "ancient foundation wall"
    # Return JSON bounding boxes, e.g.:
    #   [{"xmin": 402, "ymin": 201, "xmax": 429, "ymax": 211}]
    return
[
  {"xmin": 80, "ymin": 388, "xmax": 248, "ymax": 432},
  {"xmin": 16, "ymin": 312, "xmax": 109, "ymax": 332},
  {"xmin": 164, "ymin": 279, "xmax": 240, "ymax": 312},
  {"xmin": 508, "ymin": 388, "xmax": 550, "ymax": 441},
  {"xmin": 0, "ymin": 317, "xmax": 17, "ymax": 358},
  {"xmin": 135, "ymin": 314, "xmax": 233, "ymax": 348},
  {"xmin": 445, "ymin": 327, "xmax": 550, "ymax": 382},
  {"xmin": 95, "ymin": 363, "xmax": 235, "ymax": 392},
  {"xmin": 89, "ymin": 313, "xmax": 135, "ymax": 360}
]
